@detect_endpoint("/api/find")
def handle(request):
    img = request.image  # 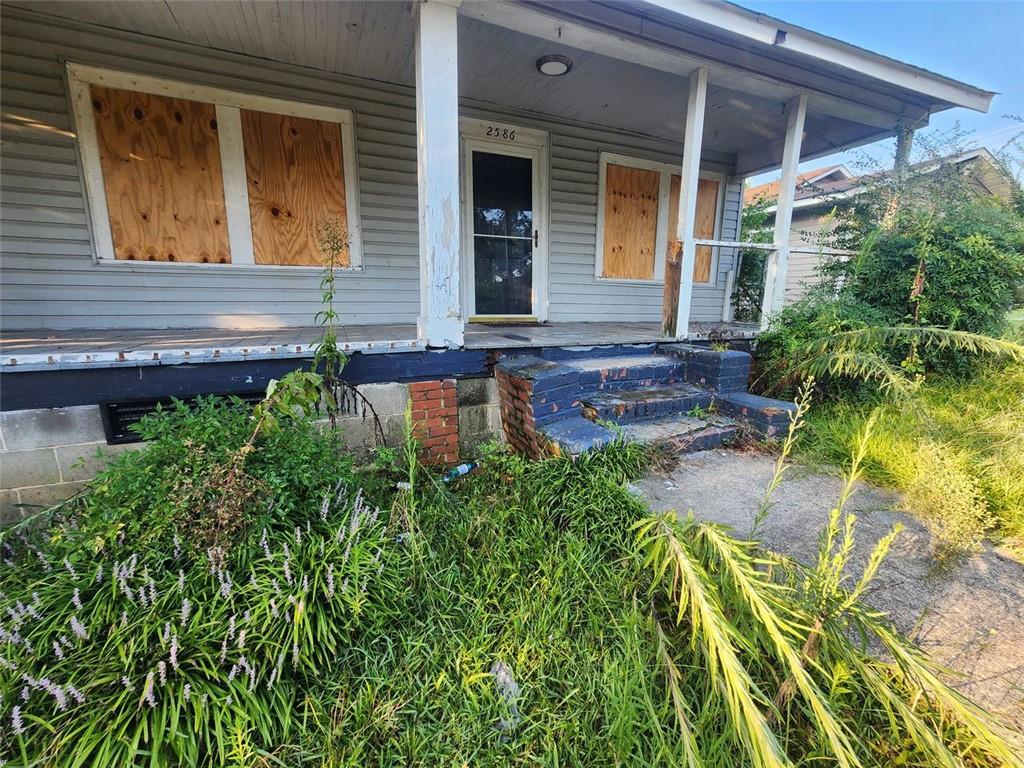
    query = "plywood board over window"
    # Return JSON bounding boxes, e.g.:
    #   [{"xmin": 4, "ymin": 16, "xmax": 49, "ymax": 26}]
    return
[
  {"xmin": 241, "ymin": 110, "xmax": 349, "ymax": 267},
  {"xmin": 668, "ymin": 174, "xmax": 719, "ymax": 283},
  {"xmin": 91, "ymin": 85, "xmax": 230, "ymax": 263},
  {"xmin": 601, "ymin": 163, "xmax": 660, "ymax": 279}
]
